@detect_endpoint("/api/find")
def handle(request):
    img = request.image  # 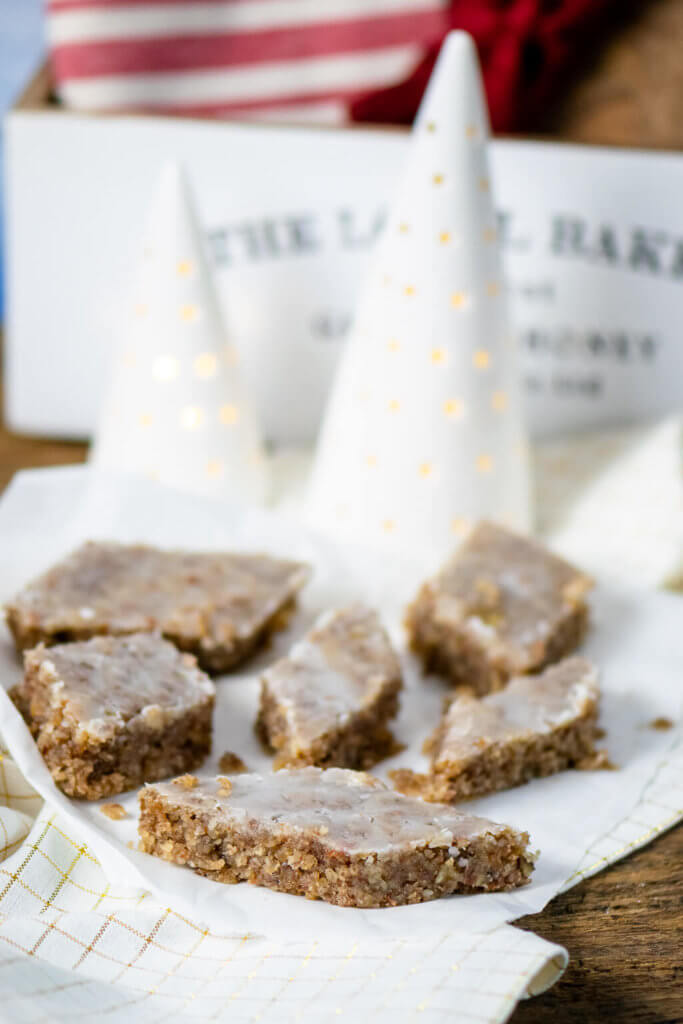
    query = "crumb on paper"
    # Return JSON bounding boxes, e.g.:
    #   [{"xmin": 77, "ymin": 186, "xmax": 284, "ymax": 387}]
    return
[
  {"xmin": 648, "ymin": 717, "xmax": 674, "ymax": 731},
  {"xmin": 100, "ymin": 803, "xmax": 126, "ymax": 821},
  {"xmin": 218, "ymin": 751, "xmax": 248, "ymax": 774},
  {"xmin": 595, "ymin": 727, "xmax": 607, "ymax": 739},
  {"xmin": 576, "ymin": 749, "xmax": 617, "ymax": 771},
  {"xmin": 173, "ymin": 774, "xmax": 198, "ymax": 789},
  {"xmin": 217, "ymin": 776, "xmax": 232, "ymax": 795},
  {"xmin": 388, "ymin": 768, "xmax": 431, "ymax": 797}
]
